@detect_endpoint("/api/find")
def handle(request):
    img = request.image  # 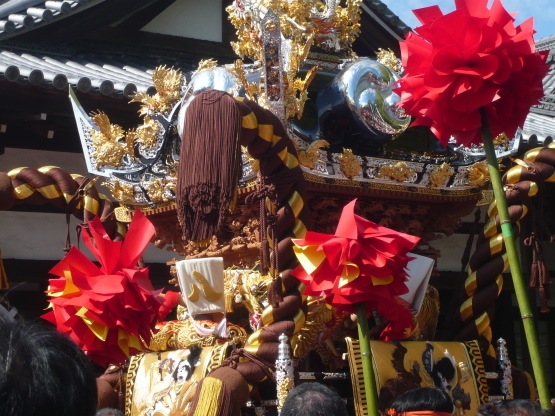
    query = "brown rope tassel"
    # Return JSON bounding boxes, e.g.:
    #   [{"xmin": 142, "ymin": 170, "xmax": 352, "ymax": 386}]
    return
[
  {"xmin": 176, "ymin": 90, "xmax": 242, "ymax": 244},
  {"xmin": 524, "ymin": 194, "xmax": 552, "ymax": 313}
]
